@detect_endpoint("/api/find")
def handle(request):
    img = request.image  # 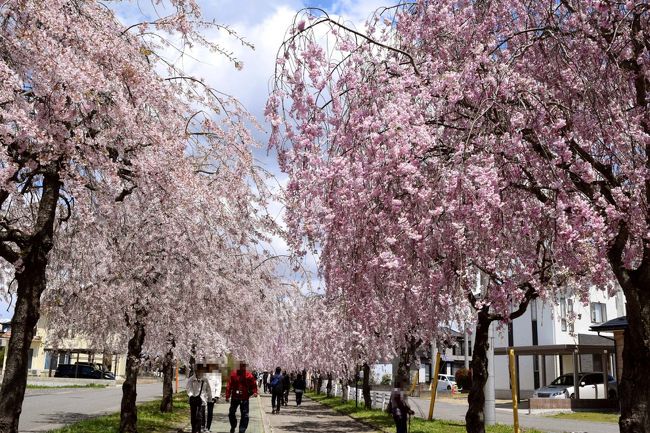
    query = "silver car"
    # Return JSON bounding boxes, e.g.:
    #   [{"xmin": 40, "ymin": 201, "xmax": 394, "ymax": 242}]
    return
[{"xmin": 532, "ymin": 372, "xmax": 618, "ymax": 399}]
